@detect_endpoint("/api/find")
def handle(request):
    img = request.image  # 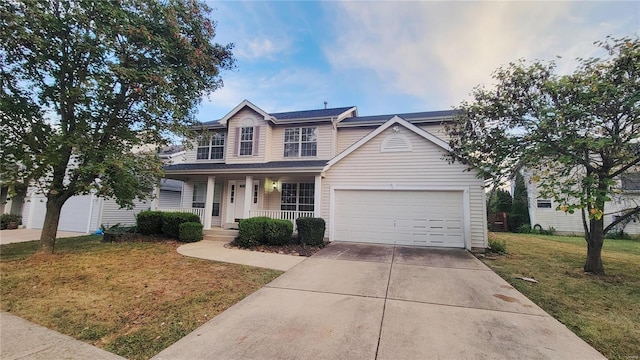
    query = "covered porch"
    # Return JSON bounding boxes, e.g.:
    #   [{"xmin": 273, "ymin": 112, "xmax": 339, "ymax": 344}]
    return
[{"xmin": 157, "ymin": 162, "xmax": 325, "ymax": 231}]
